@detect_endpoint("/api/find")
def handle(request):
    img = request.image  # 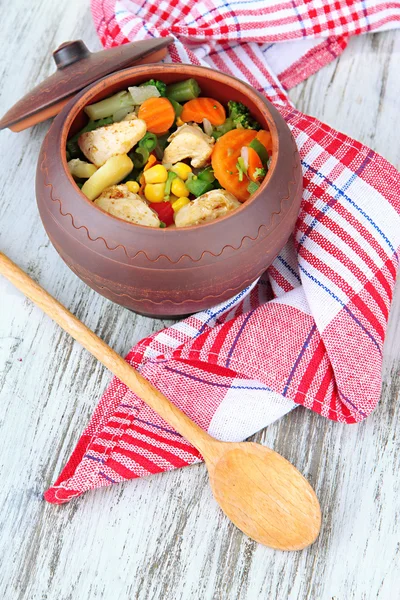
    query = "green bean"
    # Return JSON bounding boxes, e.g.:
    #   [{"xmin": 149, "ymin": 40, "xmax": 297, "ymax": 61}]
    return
[
  {"xmin": 66, "ymin": 139, "xmax": 83, "ymax": 160},
  {"xmin": 249, "ymin": 139, "xmax": 269, "ymax": 165},
  {"xmin": 155, "ymin": 132, "xmax": 170, "ymax": 160},
  {"xmin": 129, "ymin": 147, "xmax": 149, "ymax": 169},
  {"xmin": 213, "ymin": 178, "xmax": 223, "ymax": 189},
  {"xmin": 66, "ymin": 144, "xmax": 79, "ymax": 160},
  {"xmin": 138, "ymin": 132, "xmax": 158, "ymax": 153},
  {"xmin": 247, "ymin": 180, "xmax": 260, "ymax": 194},
  {"xmin": 212, "ymin": 118, "xmax": 234, "ymax": 140},
  {"xmin": 84, "ymin": 90, "xmax": 134, "ymax": 121},
  {"xmin": 166, "ymin": 79, "xmax": 201, "ymax": 103},
  {"xmin": 186, "ymin": 177, "xmax": 214, "ymax": 197},
  {"xmin": 197, "ymin": 166, "xmax": 215, "ymax": 183},
  {"xmin": 168, "ymin": 98, "xmax": 183, "ymax": 117}
]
